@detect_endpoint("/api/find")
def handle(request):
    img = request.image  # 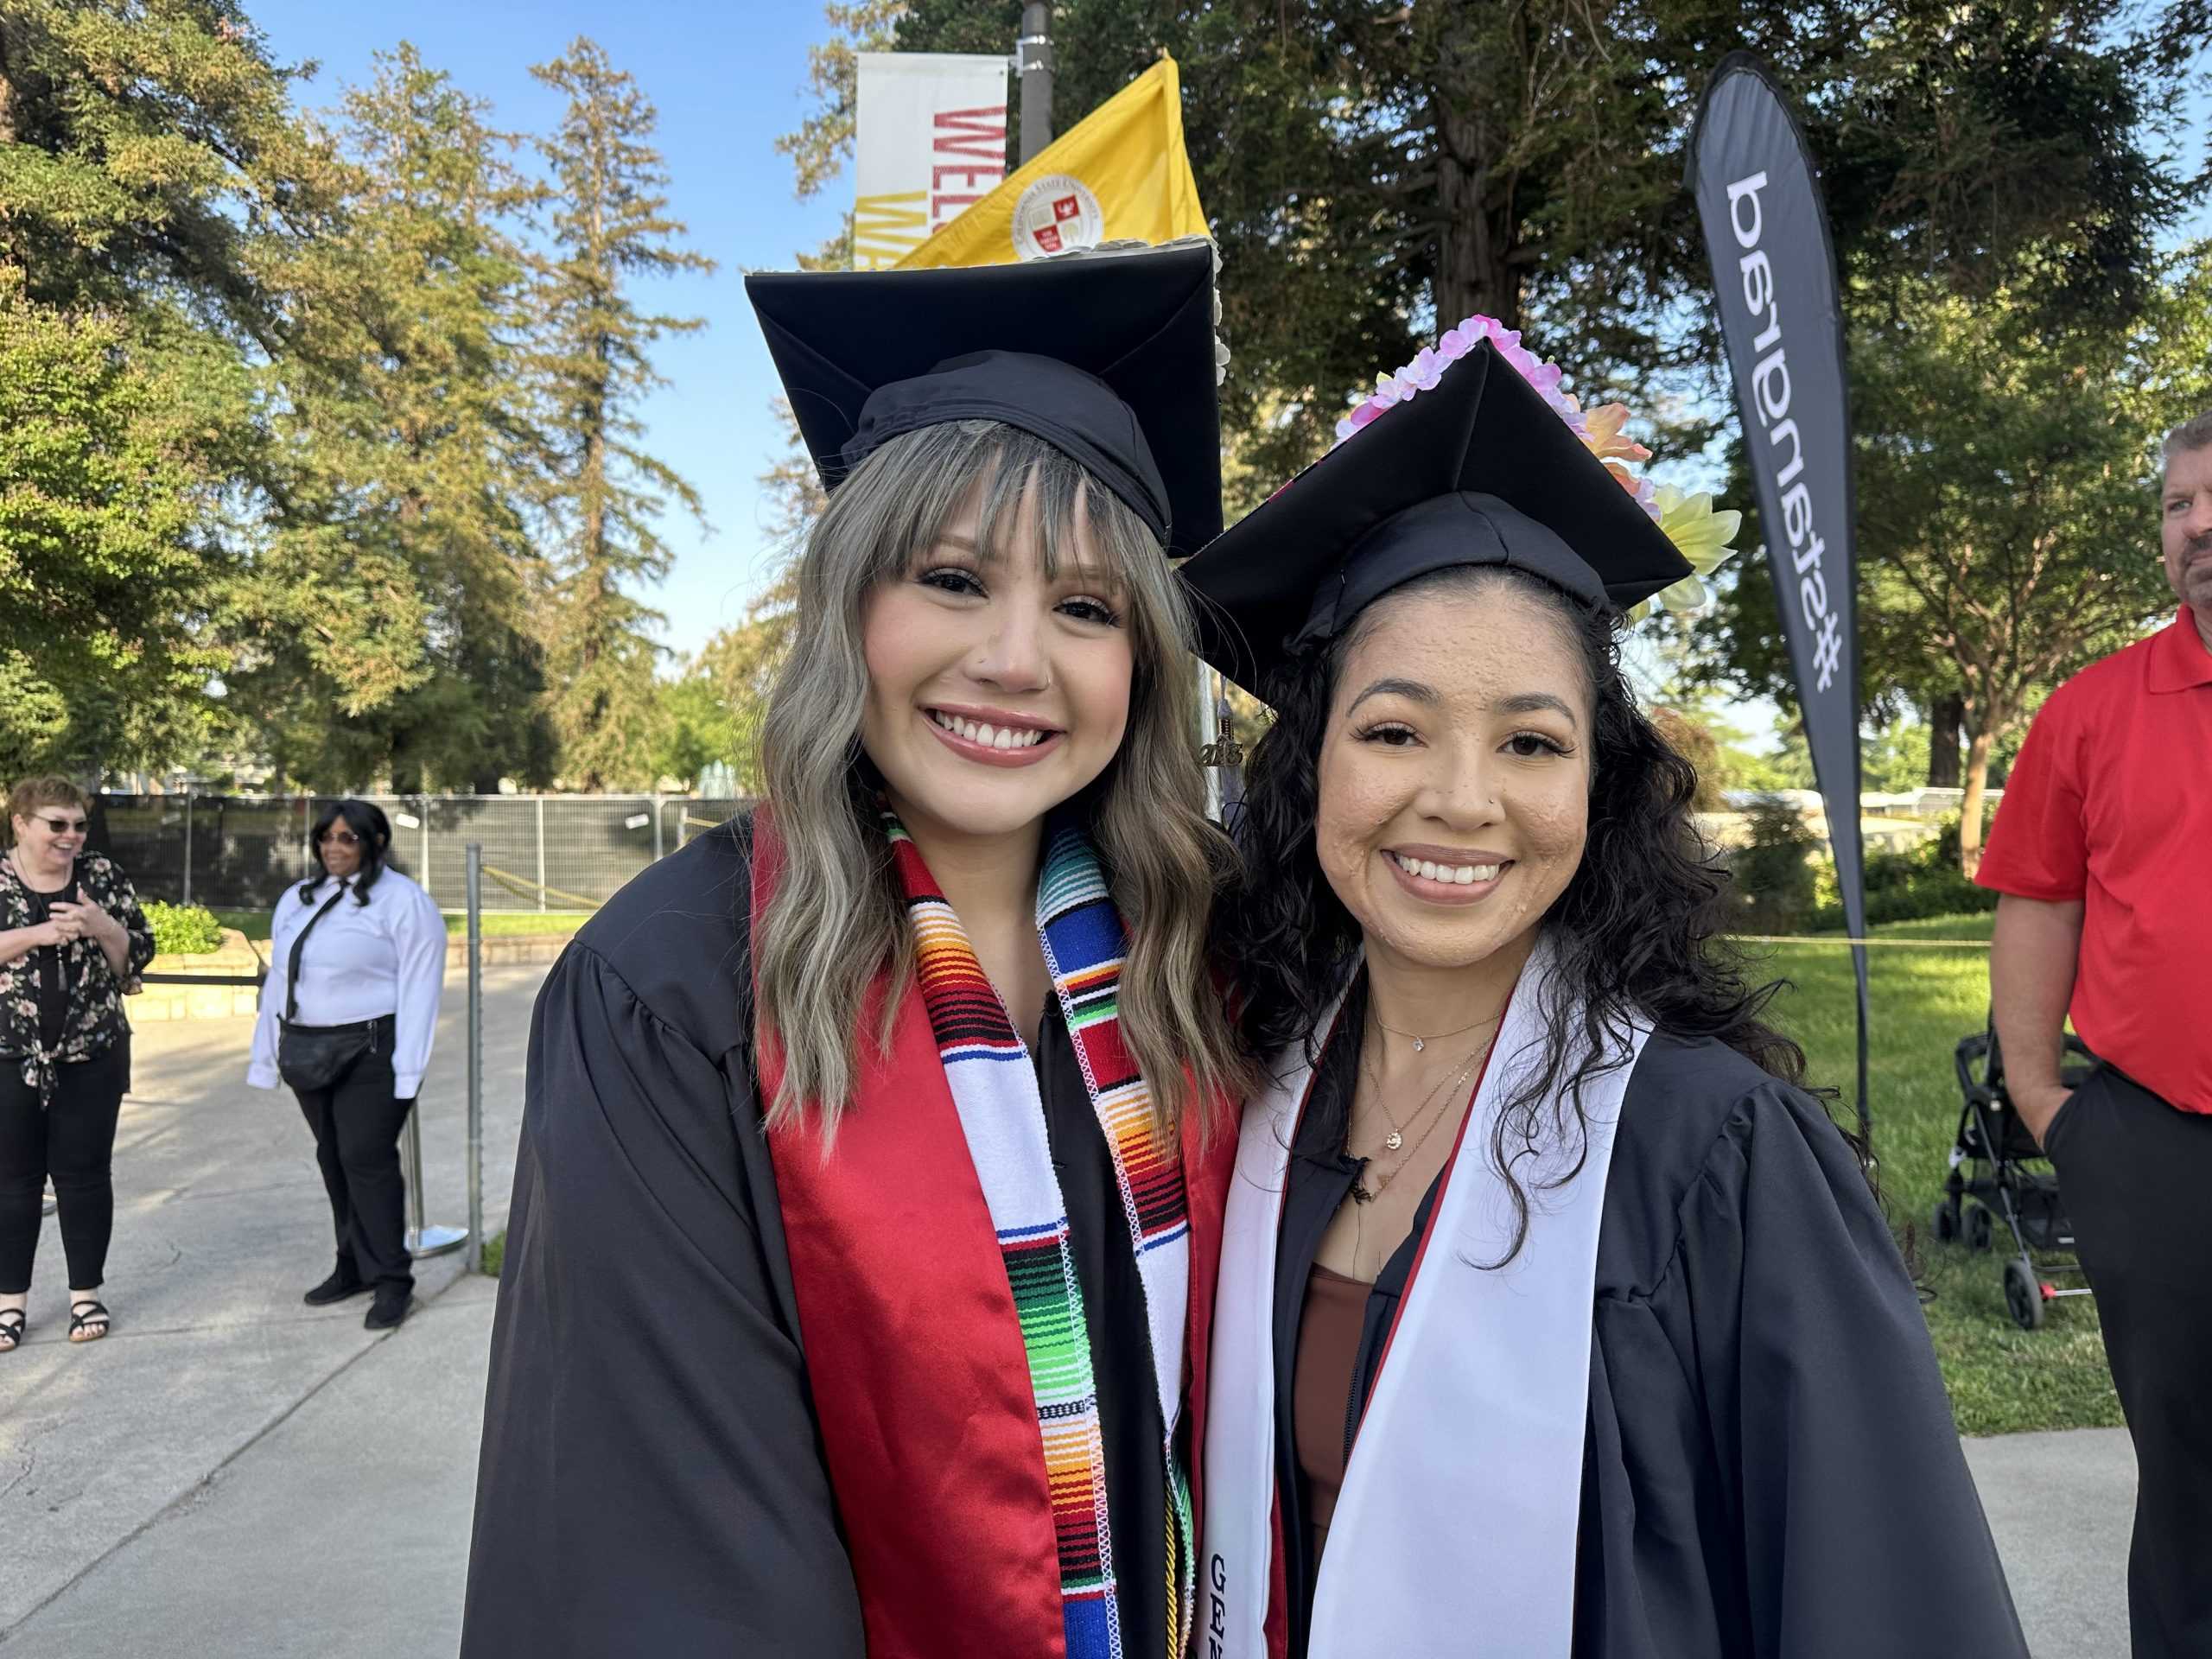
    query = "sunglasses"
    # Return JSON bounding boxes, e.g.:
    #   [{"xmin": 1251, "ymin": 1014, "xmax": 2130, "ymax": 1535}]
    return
[
  {"xmin": 32, "ymin": 816, "xmax": 88, "ymax": 835},
  {"xmin": 316, "ymin": 830, "xmax": 364, "ymax": 848}
]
